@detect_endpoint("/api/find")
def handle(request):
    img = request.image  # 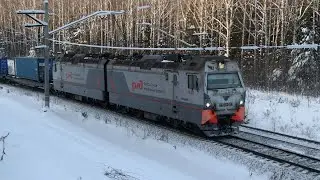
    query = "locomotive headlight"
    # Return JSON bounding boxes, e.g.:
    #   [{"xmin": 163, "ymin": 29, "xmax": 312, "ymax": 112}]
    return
[
  {"xmin": 239, "ymin": 100, "xmax": 244, "ymax": 105},
  {"xmin": 218, "ymin": 62, "xmax": 225, "ymax": 69},
  {"xmin": 205, "ymin": 103, "xmax": 211, "ymax": 107}
]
